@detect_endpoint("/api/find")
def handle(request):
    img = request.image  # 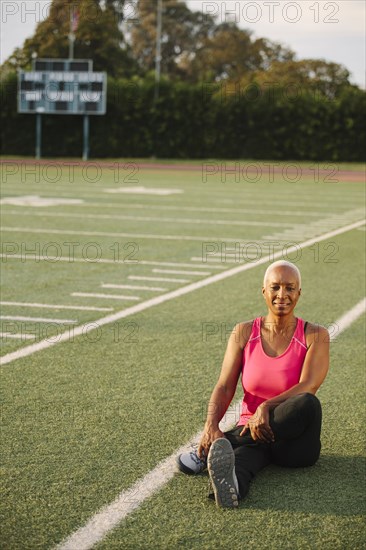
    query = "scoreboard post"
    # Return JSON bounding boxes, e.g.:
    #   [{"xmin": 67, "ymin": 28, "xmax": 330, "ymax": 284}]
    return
[{"xmin": 18, "ymin": 58, "xmax": 107, "ymax": 160}]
